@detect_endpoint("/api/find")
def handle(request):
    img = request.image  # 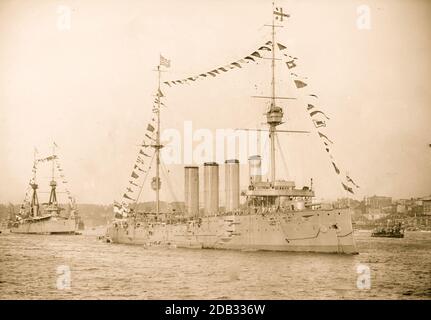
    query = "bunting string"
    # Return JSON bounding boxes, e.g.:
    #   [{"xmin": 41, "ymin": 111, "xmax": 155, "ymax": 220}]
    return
[
  {"xmin": 161, "ymin": 42, "xmax": 277, "ymax": 87},
  {"xmin": 114, "ymin": 89, "xmax": 161, "ymax": 218},
  {"xmin": 22, "ymin": 151, "xmax": 76, "ymax": 209},
  {"xmin": 54, "ymin": 157, "xmax": 76, "ymax": 205},
  {"xmin": 158, "ymin": 38, "xmax": 360, "ymax": 196},
  {"xmin": 277, "ymin": 43, "xmax": 359, "ymax": 194},
  {"xmin": 116, "ymin": 38, "xmax": 359, "ymax": 203}
]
